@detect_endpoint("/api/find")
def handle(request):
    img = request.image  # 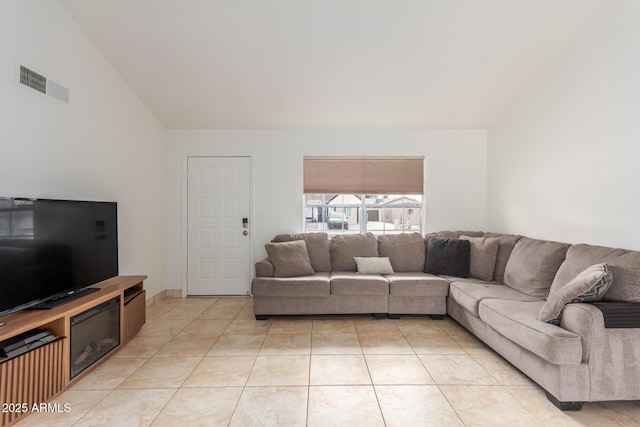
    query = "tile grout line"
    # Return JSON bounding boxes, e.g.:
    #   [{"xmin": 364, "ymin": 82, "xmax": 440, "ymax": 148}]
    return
[
  {"xmin": 226, "ymin": 310, "xmax": 270, "ymax": 426},
  {"xmin": 306, "ymin": 342, "xmax": 318, "ymax": 417},
  {"xmin": 68, "ymin": 389, "xmax": 116, "ymax": 427},
  {"xmin": 144, "ymin": 387, "xmax": 180, "ymax": 427},
  {"xmin": 155, "ymin": 297, "xmax": 247, "ymax": 427},
  {"xmin": 405, "ymin": 316, "xmax": 480, "ymax": 427},
  {"xmin": 436, "ymin": 383, "xmax": 469, "ymax": 427},
  {"xmin": 363, "ymin": 351, "xmax": 389, "ymax": 427},
  {"xmin": 306, "ymin": 352, "xmax": 312, "ymax": 427}
]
